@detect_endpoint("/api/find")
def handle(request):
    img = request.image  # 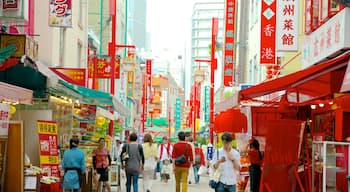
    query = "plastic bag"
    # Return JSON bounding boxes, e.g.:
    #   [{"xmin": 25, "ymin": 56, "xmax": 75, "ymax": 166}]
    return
[{"xmin": 198, "ymin": 165, "xmax": 207, "ymax": 176}]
